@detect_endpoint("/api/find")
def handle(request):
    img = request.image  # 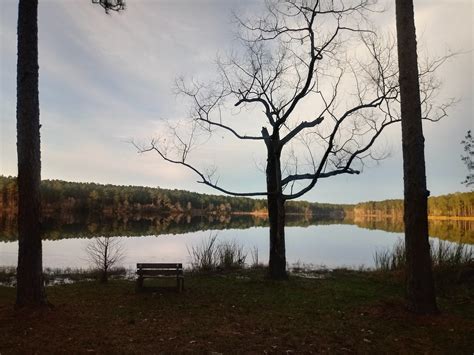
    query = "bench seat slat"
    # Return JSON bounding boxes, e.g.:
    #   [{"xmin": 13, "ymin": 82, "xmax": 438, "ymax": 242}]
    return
[{"xmin": 137, "ymin": 269, "xmax": 183, "ymax": 276}]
